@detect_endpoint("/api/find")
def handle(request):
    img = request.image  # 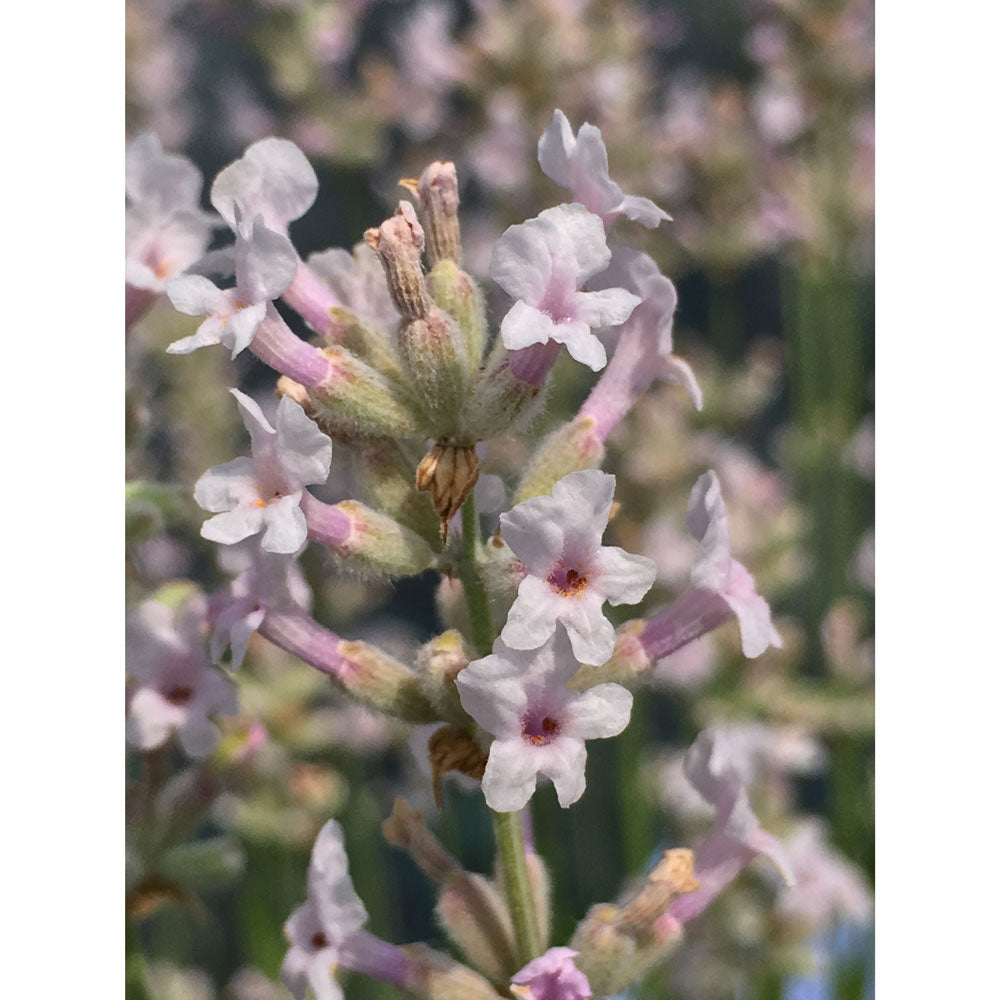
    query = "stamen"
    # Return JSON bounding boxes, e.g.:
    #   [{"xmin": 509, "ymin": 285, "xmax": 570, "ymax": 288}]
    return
[
  {"xmin": 311, "ymin": 931, "xmax": 329, "ymax": 950},
  {"xmin": 164, "ymin": 685, "xmax": 193, "ymax": 705}
]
